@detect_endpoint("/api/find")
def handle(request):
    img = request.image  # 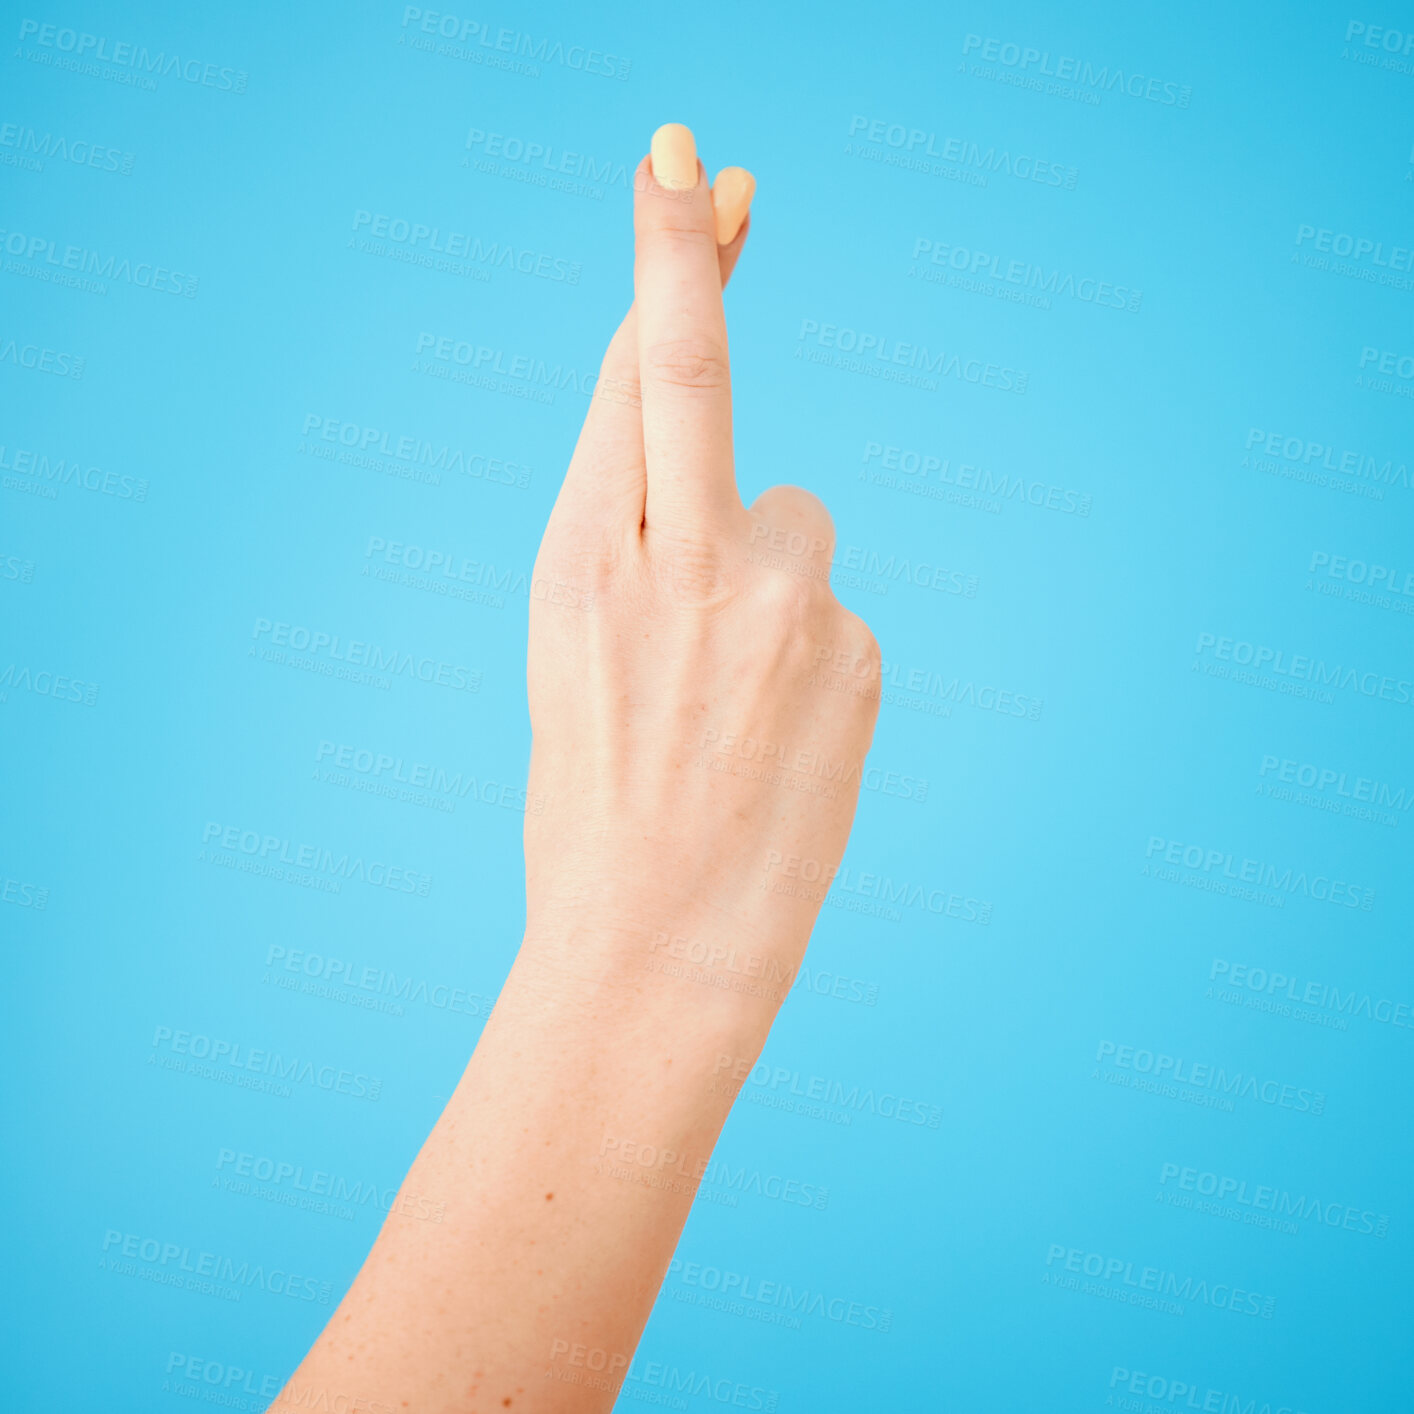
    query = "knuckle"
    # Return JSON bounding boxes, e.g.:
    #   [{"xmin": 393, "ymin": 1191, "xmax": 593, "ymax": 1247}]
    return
[
  {"xmin": 841, "ymin": 613, "xmax": 882, "ymax": 679},
  {"xmin": 752, "ymin": 568, "xmax": 816, "ymax": 627},
  {"xmin": 642, "ymin": 335, "xmax": 730, "ymax": 393},
  {"xmin": 537, "ymin": 526, "xmax": 623, "ymax": 589},
  {"xmin": 646, "ymin": 216, "xmax": 717, "ymax": 253},
  {"xmin": 595, "ymin": 327, "xmax": 642, "ymax": 410},
  {"xmin": 858, "ymin": 634, "xmax": 883, "ymax": 683},
  {"xmin": 655, "ymin": 536, "xmax": 735, "ymax": 606},
  {"xmin": 592, "ymin": 370, "xmax": 642, "ymax": 411}
]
